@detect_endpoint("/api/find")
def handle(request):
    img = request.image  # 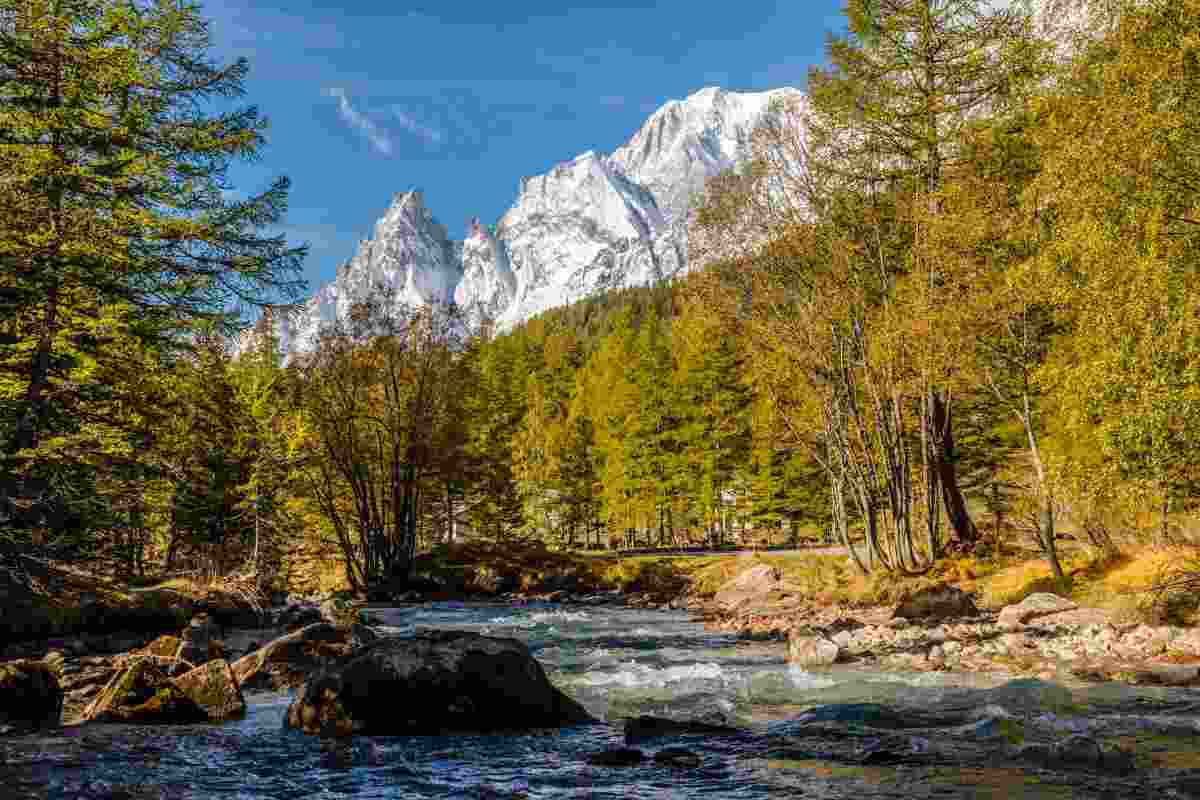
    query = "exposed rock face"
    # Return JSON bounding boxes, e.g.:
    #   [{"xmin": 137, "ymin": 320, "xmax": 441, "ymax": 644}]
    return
[
  {"xmin": 0, "ymin": 660, "xmax": 62, "ymax": 732},
  {"xmin": 271, "ymin": 190, "xmax": 462, "ymax": 354},
  {"xmin": 997, "ymin": 593, "xmax": 1078, "ymax": 629},
  {"xmin": 85, "ymin": 660, "xmax": 207, "ymax": 724},
  {"xmin": 494, "ymin": 150, "xmax": 664, "ymax": 328},
  {"xmin": 231, "ymin": 623, "xmax": 356, "ymax": 691},
  {"xmin": 284, "ymin": 631, "xmax": 595, "ymax": 737},
  {"xmin": 714, "ymin": 563, "xmax": 783, "ymax": 610},
  {"xmin": 892, "ymin": 586, "xmax": 980, "ymax": 621},
  {"xmin": 608, "ymin": 86, "xmax": 795, "ymax": 227},
  {"xmin": 172, "ymin": 659, "xmax": 246, "ymax": 721},
  {"xmin": 788, "ymin": 634, "xmax": 840, "ymax": 667},
  {"xmin": 238, "ymin": 6, "xmax": 1098, "ymax": 356},
  {"xmin": 455, "ymin": 219, "xmax": 516, "ymax": 328}
]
